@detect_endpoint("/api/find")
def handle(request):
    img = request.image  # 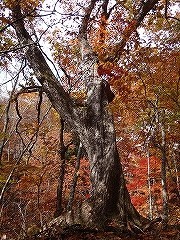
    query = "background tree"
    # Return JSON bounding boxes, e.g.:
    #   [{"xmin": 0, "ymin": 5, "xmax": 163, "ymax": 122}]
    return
[{"xmin": 110, "ymin": 10, "xmax": 179, "ymax": 226}]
